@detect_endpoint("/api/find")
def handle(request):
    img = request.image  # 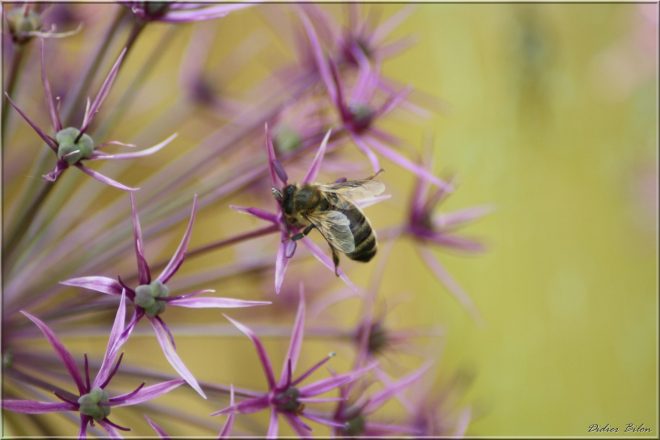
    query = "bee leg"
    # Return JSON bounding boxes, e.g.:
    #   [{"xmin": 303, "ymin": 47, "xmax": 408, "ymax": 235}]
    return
[
  {"xmin": 330, "ymin": 246, "xmax": 341, "ymax": 276},
  {"xmin": 291, "ymin": 224, "xmax": 315, "ymax": 241}
]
